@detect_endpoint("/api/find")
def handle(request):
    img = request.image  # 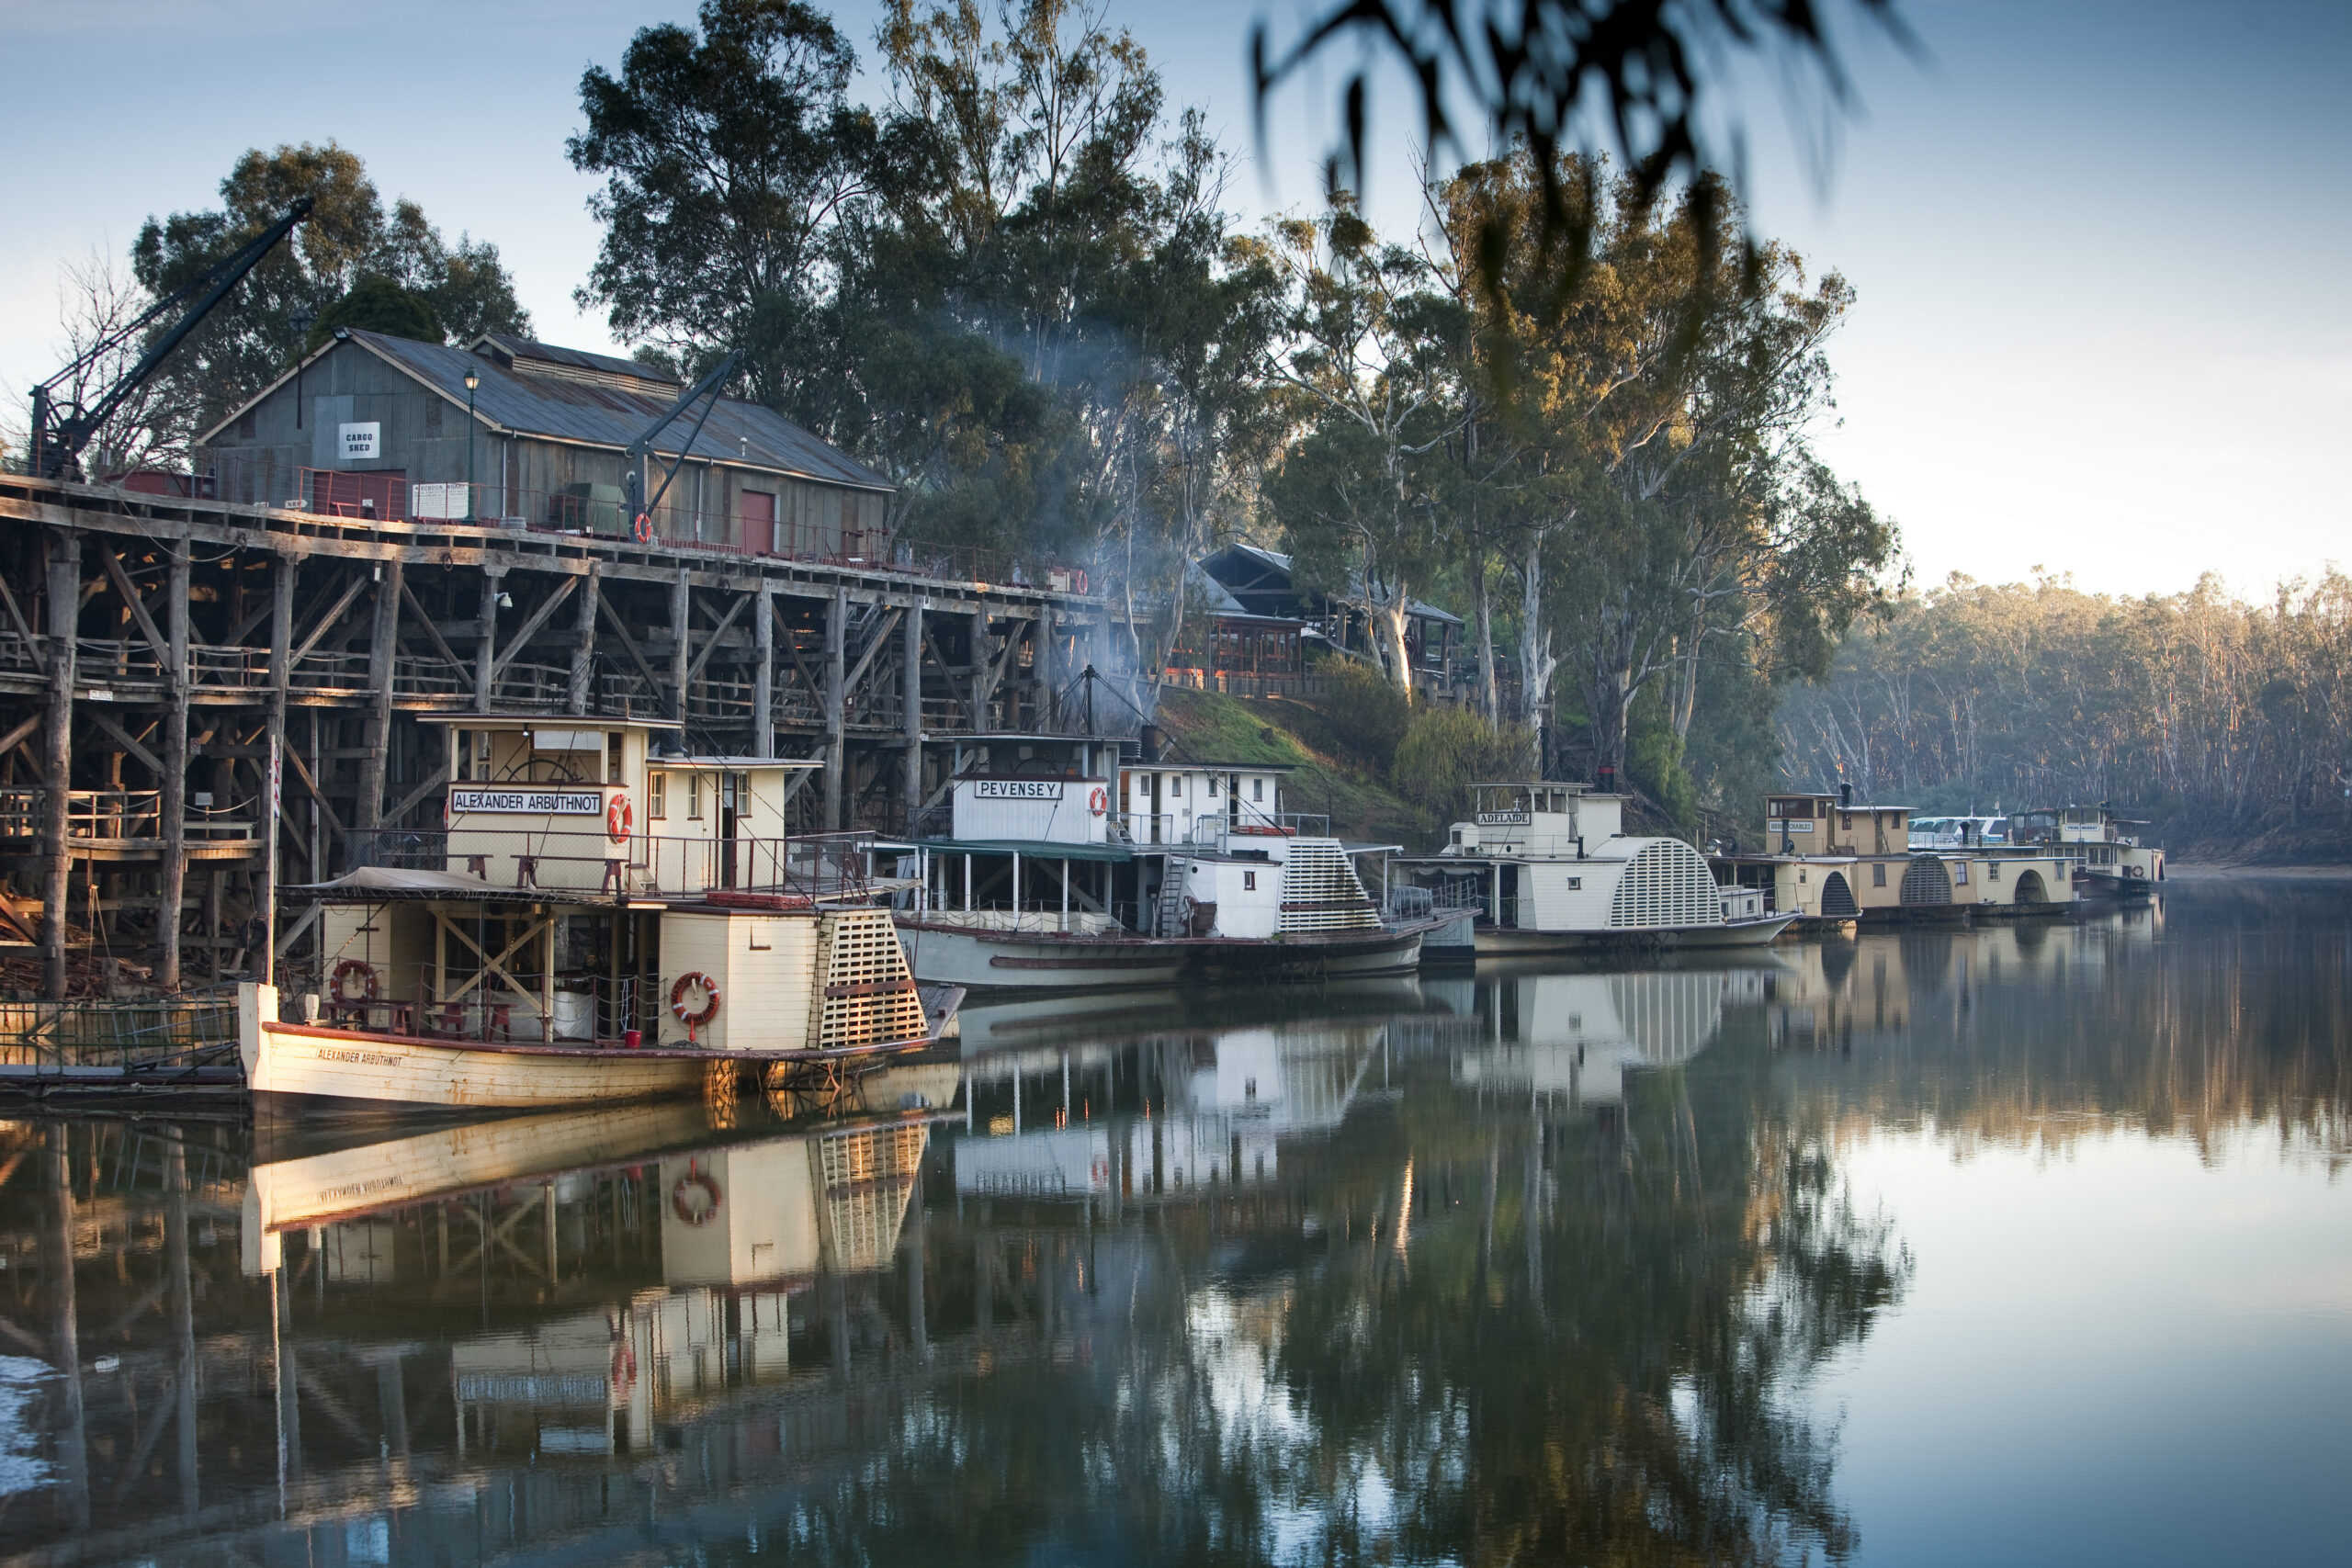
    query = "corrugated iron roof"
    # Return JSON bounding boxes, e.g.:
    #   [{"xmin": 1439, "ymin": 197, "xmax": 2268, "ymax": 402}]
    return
[
  {"xmin": 350, "ymin": 330, "xmax": 892, "ymax": 493},
  {"xmin": 1206, "ymin": 542, "xmax": 1464, "ymax": 626}
]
